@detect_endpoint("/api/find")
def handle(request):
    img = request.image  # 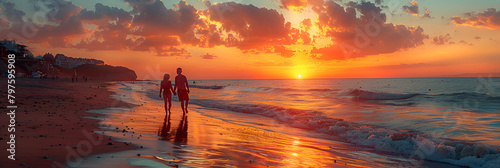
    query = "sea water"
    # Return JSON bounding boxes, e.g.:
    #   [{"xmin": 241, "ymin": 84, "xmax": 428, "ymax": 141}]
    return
[{"xmin": 113, "ymin": 77, "xmax": 500, "ymax": 167}]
